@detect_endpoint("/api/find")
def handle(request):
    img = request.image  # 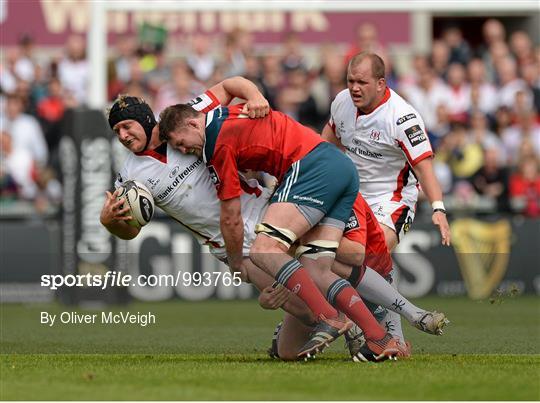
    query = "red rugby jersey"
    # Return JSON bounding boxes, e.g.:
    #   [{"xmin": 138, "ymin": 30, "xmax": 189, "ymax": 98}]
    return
[{"xmin": 204, "ymin": 104, "xmax": 324, "ymax": 200}]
